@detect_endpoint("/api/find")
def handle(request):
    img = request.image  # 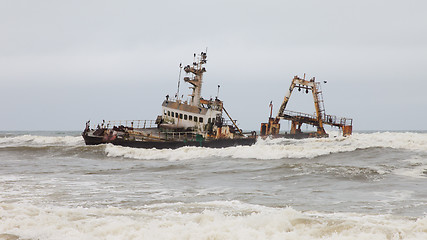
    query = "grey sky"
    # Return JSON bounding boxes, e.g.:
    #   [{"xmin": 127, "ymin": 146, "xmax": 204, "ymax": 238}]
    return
[{"xmin": 1, "ymin": 0, "xmax": 426, "ymax": 131}]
